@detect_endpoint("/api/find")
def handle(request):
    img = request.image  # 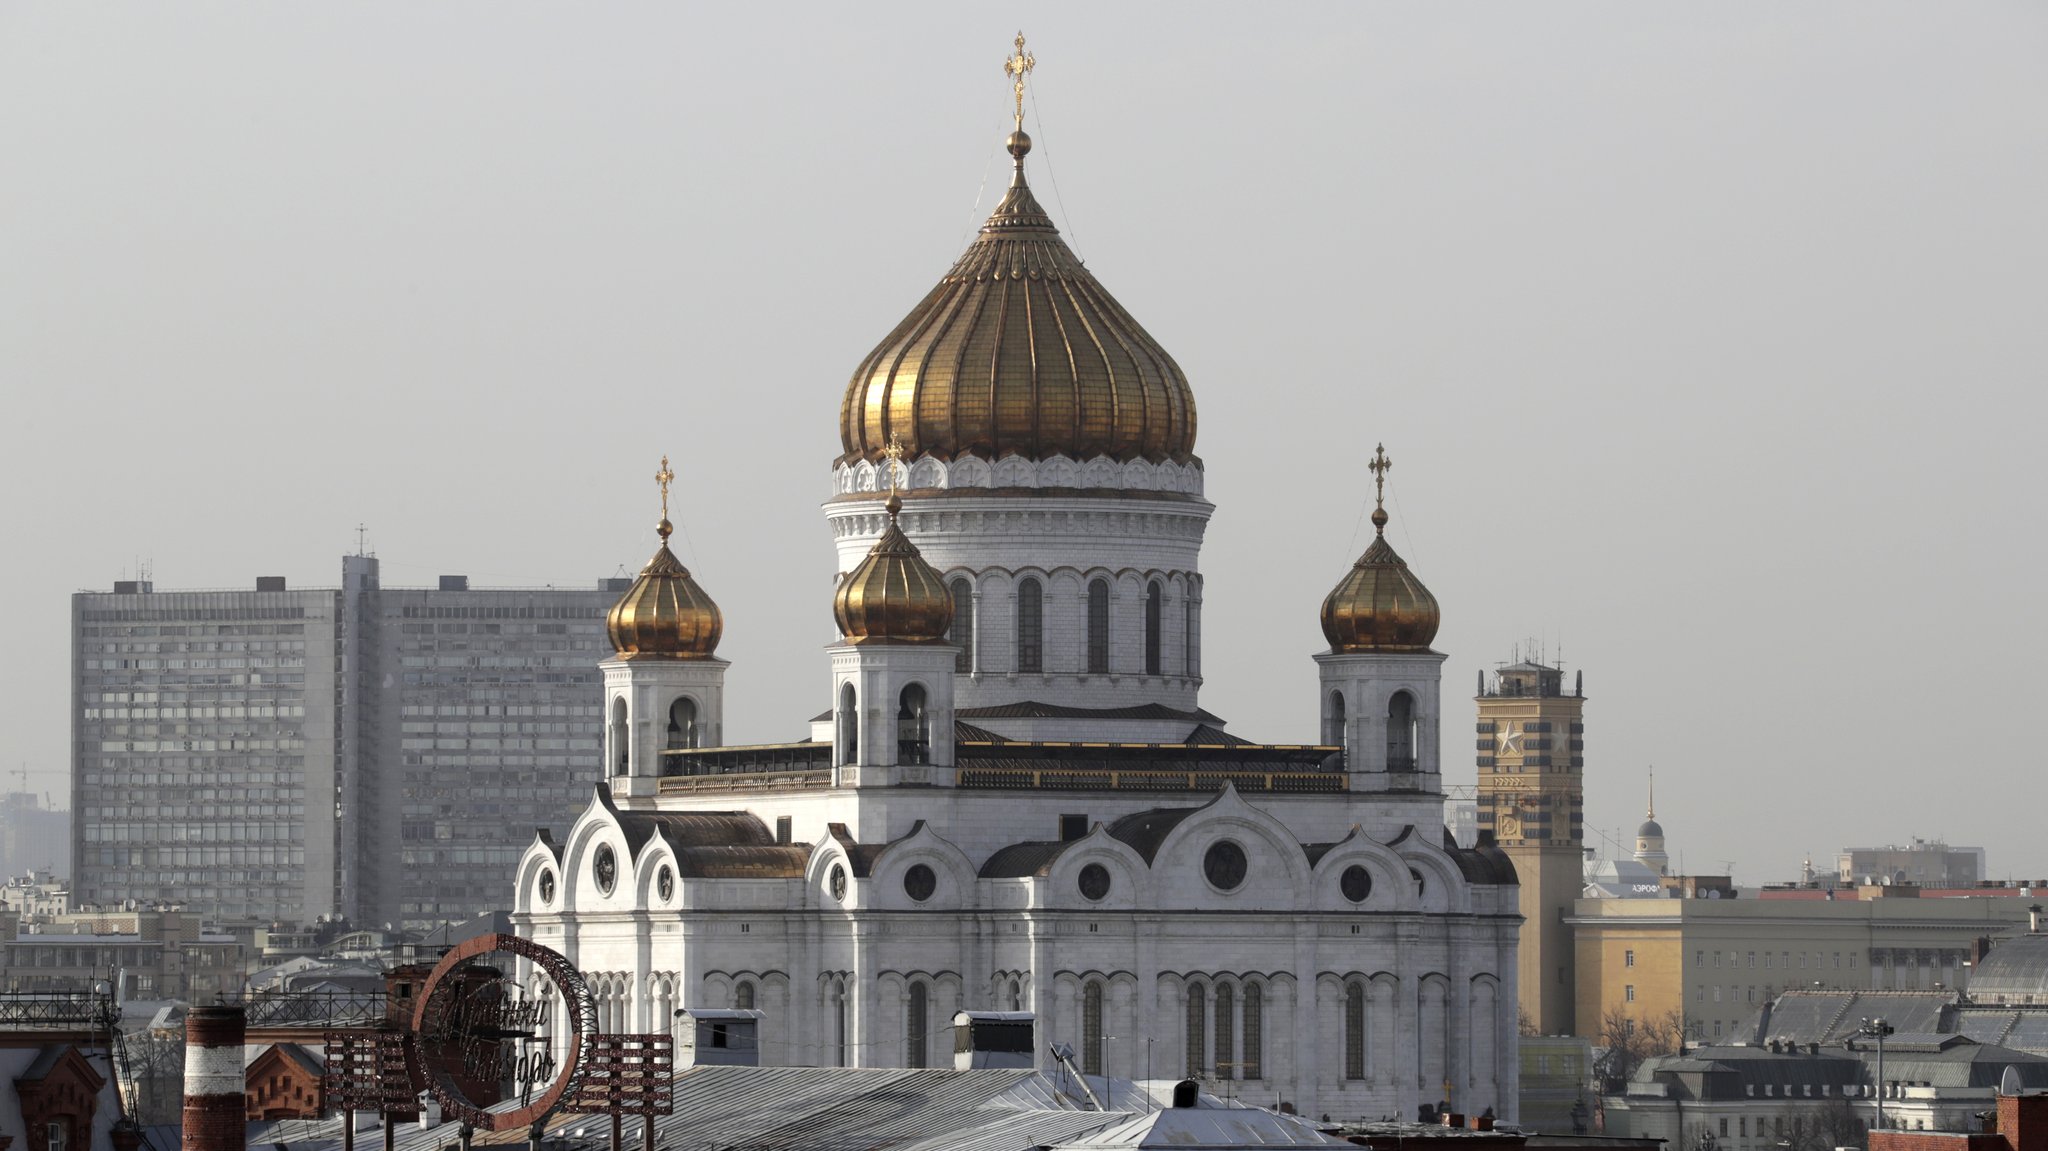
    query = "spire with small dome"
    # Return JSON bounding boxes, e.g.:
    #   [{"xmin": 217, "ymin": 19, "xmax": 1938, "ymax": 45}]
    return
[
  {"xmin": 832, "ymin": 439, "xmax": 953, "ymax": 644},
  {"xmin": 1319, "ymin": 445, "xmax": 1441, "ymax": 653},
  {"xmin": 605, "ymin": 455, "xmax": 724, "ymax": 659},
  {"xmin": 1638, "ymin": 768, "xmax": 1665, "ymax": 838}
]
